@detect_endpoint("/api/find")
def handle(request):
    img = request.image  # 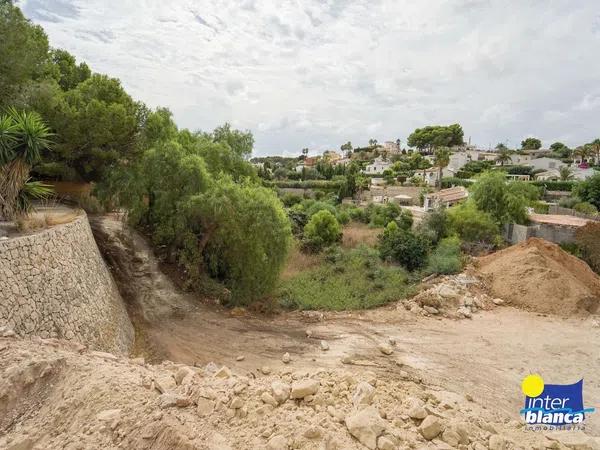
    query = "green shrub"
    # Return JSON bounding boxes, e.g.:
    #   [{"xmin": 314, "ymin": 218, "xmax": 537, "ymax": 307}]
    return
[
  {"xmin": 378, "ymin": 222, "xmax": 429, "ymax": 271},
  {"xmin": 303, "ymin": 210, "xmax": 342, "ymax": 252},
  {"xmin": 425, "ymin": 236, "xmax": 463, "ymax": 275},
  {"xmin": 573, "ymin": 202, "xmax": 598, "ymax": 215},
  {"xmin": 575, "ymin": 222, "xmax": 600, "ymax": 273},
  {"xmin": 417, "ymin": 207, "xmax": 448, "ymax": 244},
  {"xmin": 336, "ymin": 210, "xmax": 350, "ymax": 225},
  {"xmin": 558, "ymin": 196, "xmax": 581, "ymax": 209},
  {"xmin": 280, "ymin": 193, "xmax": 302, "ymax": 207},
  {"xmin": 560, "ymin": 242, "xmax": 582, "ymax": 258},
  {"xmin": 447, "ymin": 201, "xmax": 500, "ymax": 245},
  {"xmin": 277, "ymin": 246, "xmax": 413, "ymax": 310},
  {"xmin": 532, "ymin": 180, "xmax": 577, "ymax": 192},
  {"xmin": 441, "ymin": 177, "xmax": 474, "ymax": 188}
]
